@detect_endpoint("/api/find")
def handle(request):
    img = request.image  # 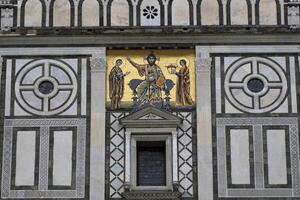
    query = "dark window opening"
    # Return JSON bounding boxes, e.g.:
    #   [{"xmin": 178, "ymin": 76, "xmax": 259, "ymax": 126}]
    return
[{"xmin": 137, "ymin": 141, "xmax": 166, "ymax": 186}]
